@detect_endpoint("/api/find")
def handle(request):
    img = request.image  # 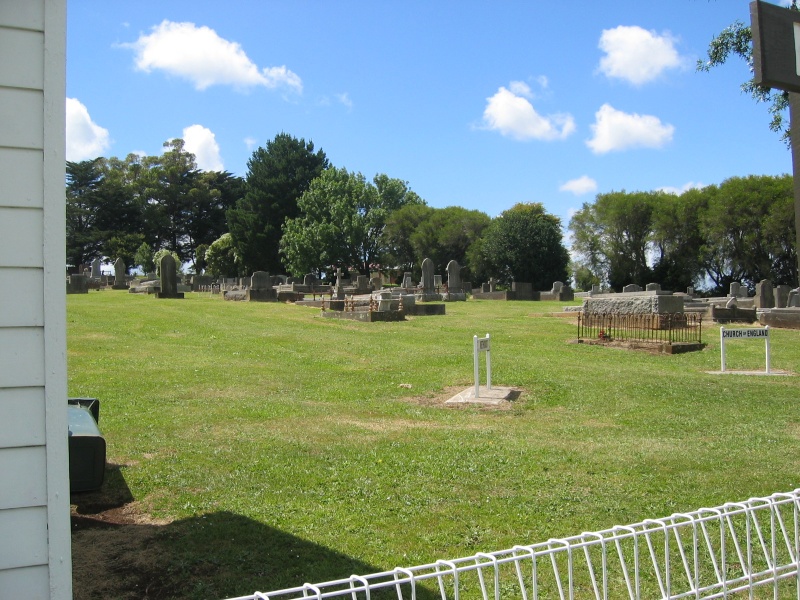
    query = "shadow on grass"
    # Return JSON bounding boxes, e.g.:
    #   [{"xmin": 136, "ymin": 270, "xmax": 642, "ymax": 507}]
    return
[{"xmin": 71, "ymin": 465, "xmax": 439, "ymax": 600}]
